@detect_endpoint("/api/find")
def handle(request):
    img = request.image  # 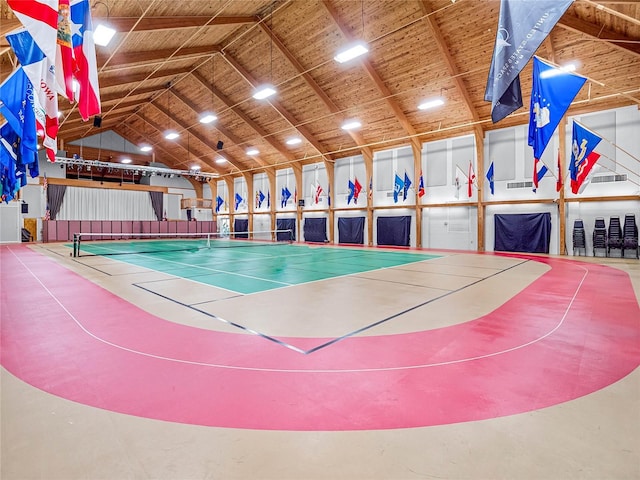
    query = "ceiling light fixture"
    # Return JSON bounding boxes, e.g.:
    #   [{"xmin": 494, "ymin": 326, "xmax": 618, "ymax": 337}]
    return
[
  {"xmin": 252, "ymin": 84, "xmax": 276, "ymax": 100},
  {"xmin": 121, "ymin": 158, "xmax": 132, "ymax": 164},
  {"xmin": 93, "ymin": 24, "xmax": 116, "ymax": 47},
  {"xmin": 215, "ymin": 157, "xmax": 227, "ymax": 164},
  {"xmin": 164, "ymin": 130, "xmax": 179, "ymax": 140},
  {"xmin": 341, "ymin": 120, "xmax": 362, "ymax": 131},
  {"xmin": 253, "ymin": 5, "xmax": 277, "ymax": 100},
  {"xmin": 539, "ymin": 63, "xmax": 577, "ymax": 79},
  {"xmin": 286, "ymin": 137, "xmax": 302, "ymax": 146},
  {"xmin": 199, "ymin": 113, "xmax": 217, "ymax": 124},
  {"xmin": 246, "ymin": 148, "xmax": 259, "ymax": 156},
  {"xmin": 334, "ymin": 40, "xmax": 369, "ymax": 63},
  {"xmin": 191, "ymin": 165, "xmax": 201, "ymax": 171},
  {"xmin": 164, "ymin": 86, "xmax": 179, "ymax": 140},
  {"xmin": 418, "ymin": 98, "xmax": 445, "ymax": 110},
  {"xmin": 140, "ymin": 144, "xmax": 152, "ymax": 152}
]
